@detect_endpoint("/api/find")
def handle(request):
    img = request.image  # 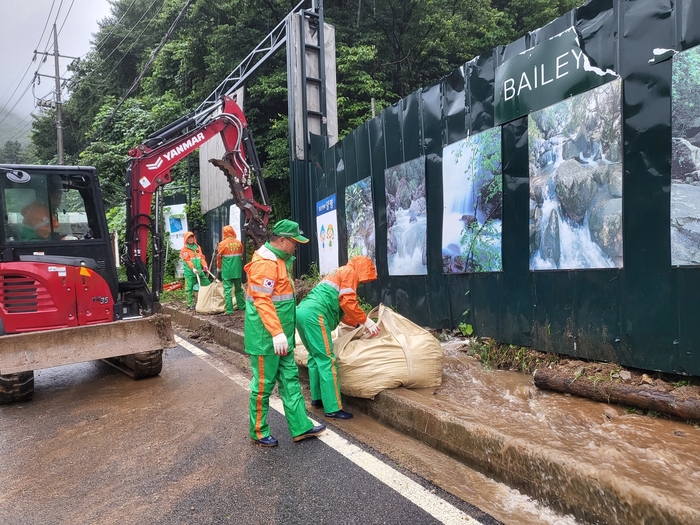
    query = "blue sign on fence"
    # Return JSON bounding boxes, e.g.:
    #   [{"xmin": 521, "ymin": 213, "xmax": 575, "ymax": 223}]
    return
[{"xmin": 316, "ymin": 194, "xmax": 336, "ymax": 215}]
